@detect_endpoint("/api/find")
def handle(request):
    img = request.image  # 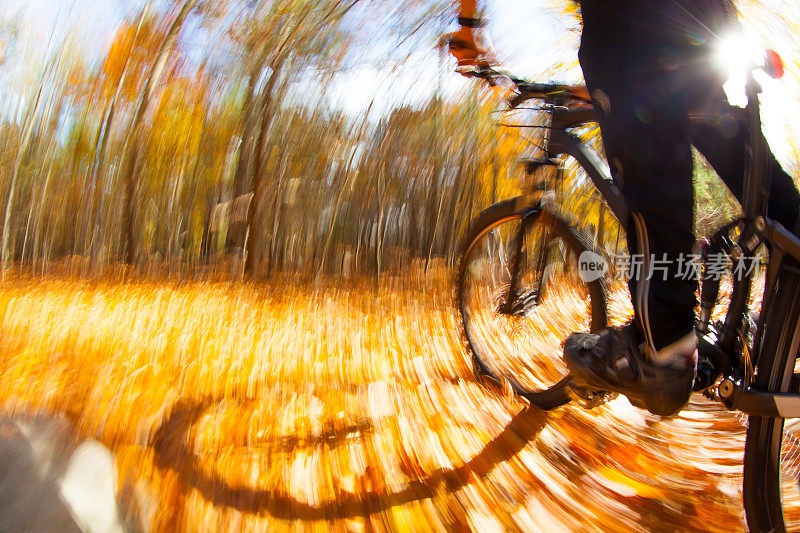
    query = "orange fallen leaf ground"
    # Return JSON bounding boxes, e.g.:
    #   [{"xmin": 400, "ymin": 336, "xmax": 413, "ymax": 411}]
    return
[{"xmin": 0, "ymin": 271, "xmax": 750, "ymax": 531}]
